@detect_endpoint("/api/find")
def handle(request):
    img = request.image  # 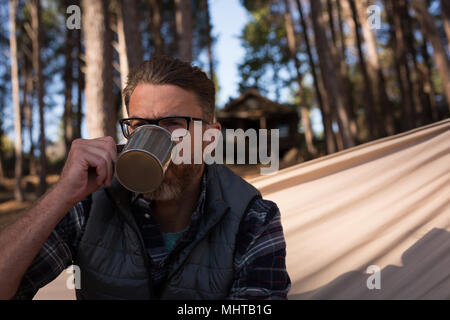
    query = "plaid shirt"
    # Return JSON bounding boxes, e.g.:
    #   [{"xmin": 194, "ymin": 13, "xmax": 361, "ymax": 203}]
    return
[{"xmin": 13, "ymin": 171, "xmax": 290, "ymax": 300}]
